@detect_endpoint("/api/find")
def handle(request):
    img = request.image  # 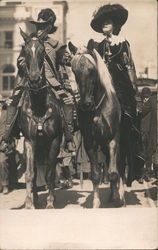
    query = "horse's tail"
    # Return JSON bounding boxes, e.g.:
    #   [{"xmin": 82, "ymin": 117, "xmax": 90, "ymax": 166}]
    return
[{"xmin": 93, "ymin": 49, "xmax": 116, "ymax": 99}]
